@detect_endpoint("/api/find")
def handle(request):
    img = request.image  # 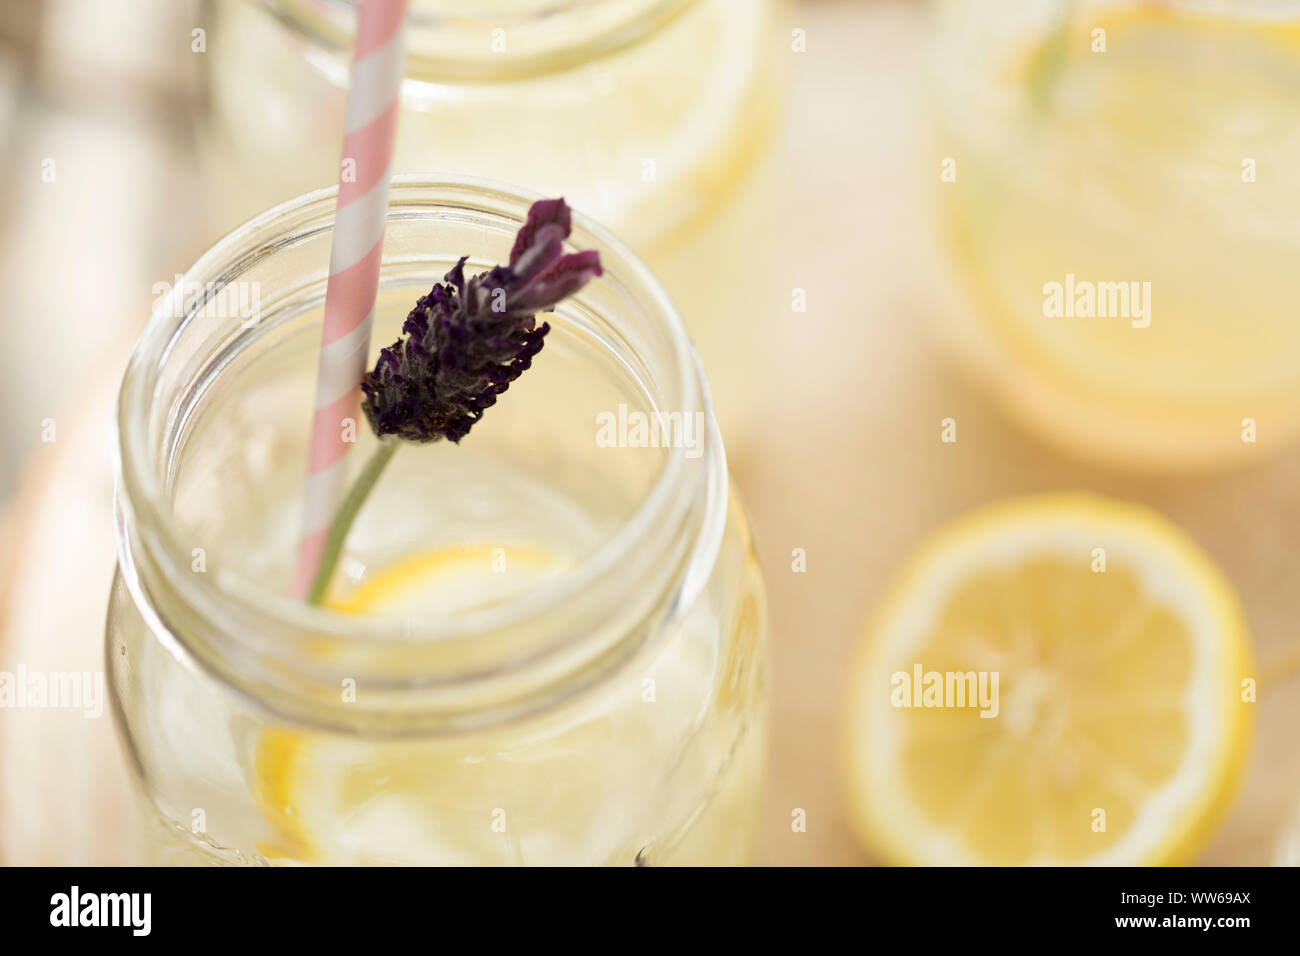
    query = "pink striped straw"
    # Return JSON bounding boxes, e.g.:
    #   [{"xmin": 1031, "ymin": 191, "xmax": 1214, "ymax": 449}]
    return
[{"xmin": 293, "ymin": 0, "xmax": 409, "ymax": 599}]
